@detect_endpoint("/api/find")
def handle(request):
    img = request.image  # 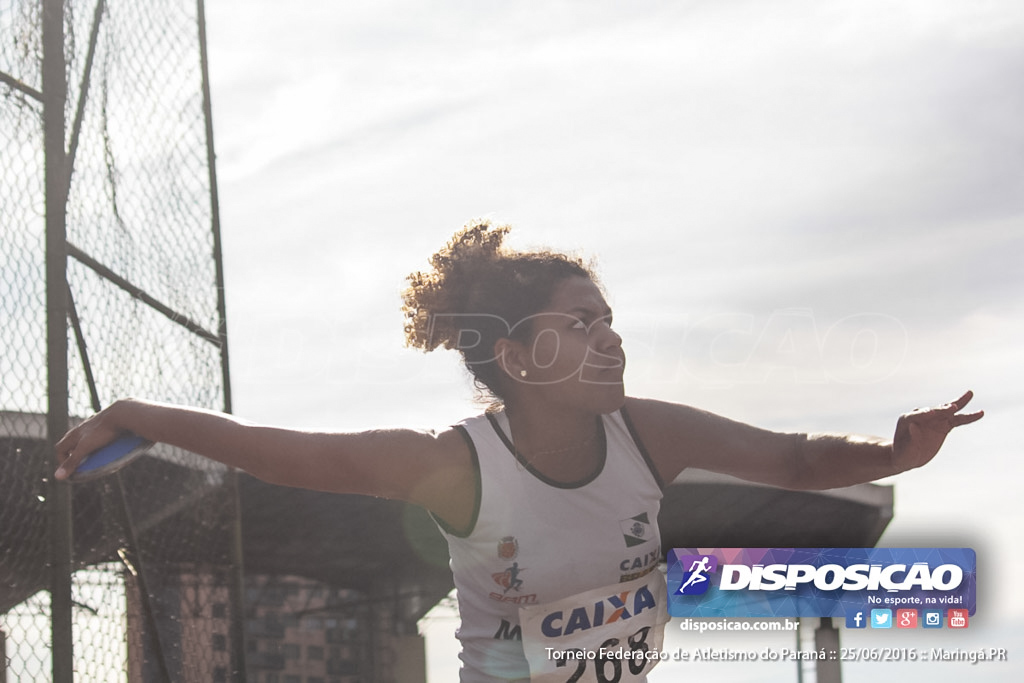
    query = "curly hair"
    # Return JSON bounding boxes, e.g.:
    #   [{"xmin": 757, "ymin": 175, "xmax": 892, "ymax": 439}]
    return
[{"xmin": 402, "ymin": 219, "xmax": 595, "ymax": 402}]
